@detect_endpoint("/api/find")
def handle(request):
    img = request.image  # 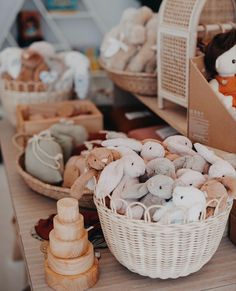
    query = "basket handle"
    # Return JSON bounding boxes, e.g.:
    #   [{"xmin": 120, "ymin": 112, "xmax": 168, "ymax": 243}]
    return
[{"xmin": 12, "ymin": 133, "xmax": 32, "ymax": 152}]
